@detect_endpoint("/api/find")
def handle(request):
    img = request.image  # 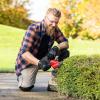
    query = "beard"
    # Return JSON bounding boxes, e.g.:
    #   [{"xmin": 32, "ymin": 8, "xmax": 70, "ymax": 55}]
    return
[{"xmin": 46, "ymin": 26, "xmax": 56, "ymax": 36}]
